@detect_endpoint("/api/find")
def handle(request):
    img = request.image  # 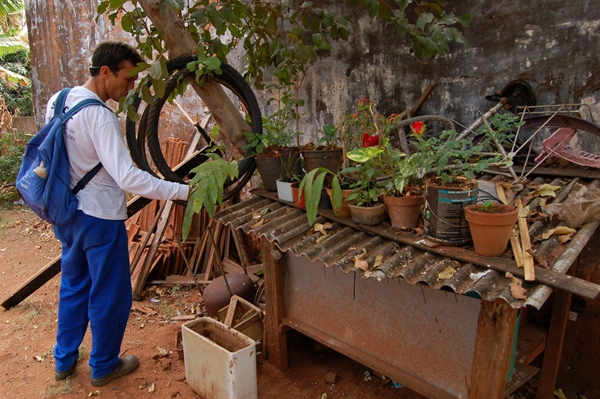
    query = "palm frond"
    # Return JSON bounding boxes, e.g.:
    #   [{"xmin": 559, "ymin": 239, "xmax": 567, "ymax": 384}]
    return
[
  {"xmin": 0, "ymin": 65, "xmax": 29, "ymax": 87},
  {"xmin": 0, "ymin": 36, "xmax": 28, "ymax": 57},
  {"xmin": 0, "ymin": 0, "xmax": 24, "ymax": 17}
]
